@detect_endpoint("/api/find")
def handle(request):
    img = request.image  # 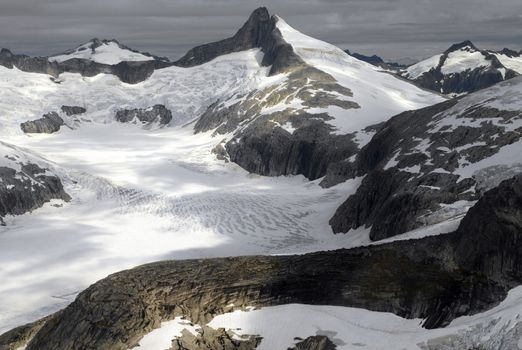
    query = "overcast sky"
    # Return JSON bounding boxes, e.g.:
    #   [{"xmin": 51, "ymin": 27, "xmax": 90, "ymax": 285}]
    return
[{"xmin": 1, "ymin": 0, "xmax": 521, "ymax": 62}]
